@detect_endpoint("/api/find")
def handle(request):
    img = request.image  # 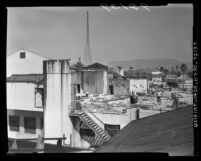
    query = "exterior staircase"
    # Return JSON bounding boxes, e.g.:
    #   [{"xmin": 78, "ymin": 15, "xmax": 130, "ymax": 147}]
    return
[{"xmin": 70, "ymin": 110, "xmax": 111, "ymax": 147}]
